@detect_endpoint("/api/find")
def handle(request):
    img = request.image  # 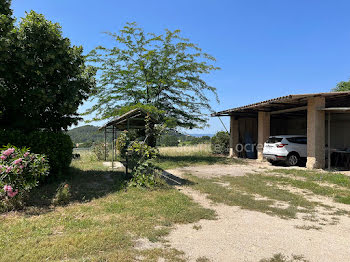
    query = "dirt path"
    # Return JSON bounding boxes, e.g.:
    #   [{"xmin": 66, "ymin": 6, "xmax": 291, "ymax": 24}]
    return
[{"xmin": 165, "ymin": 165, "xmax": 350, "ymax": 262}]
